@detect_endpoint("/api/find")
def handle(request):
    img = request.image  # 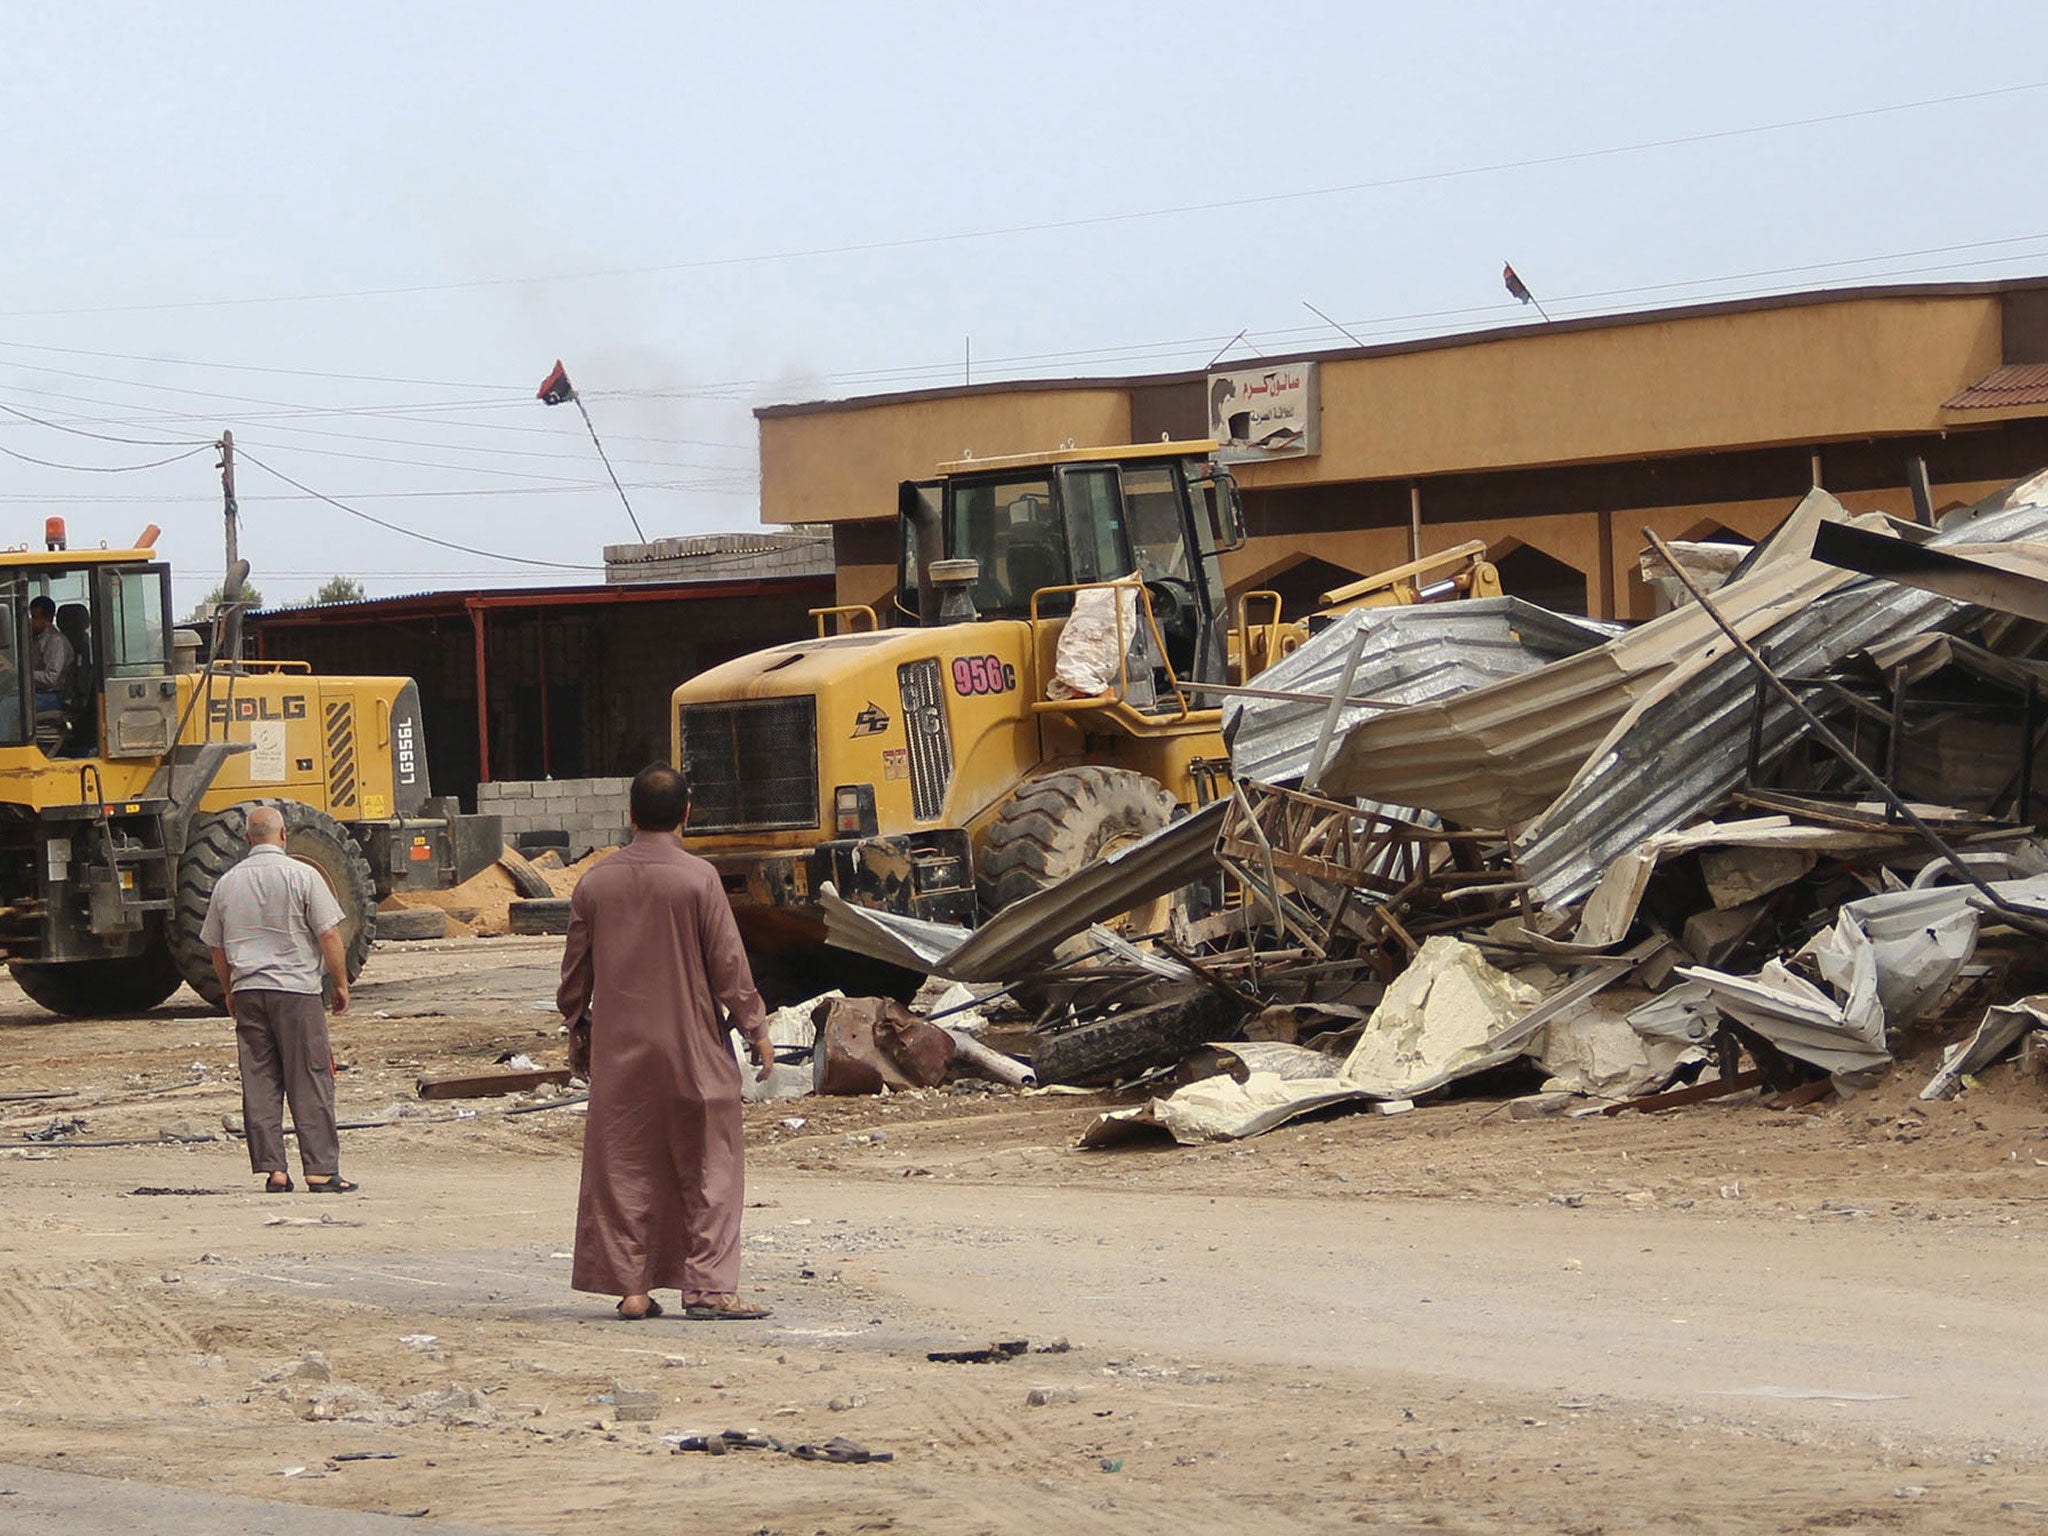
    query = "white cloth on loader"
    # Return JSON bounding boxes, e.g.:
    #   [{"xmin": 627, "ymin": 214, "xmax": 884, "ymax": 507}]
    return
[{"xmin": 1048, "ymin": 577, "xmax": 1143, "ymax": 700}]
